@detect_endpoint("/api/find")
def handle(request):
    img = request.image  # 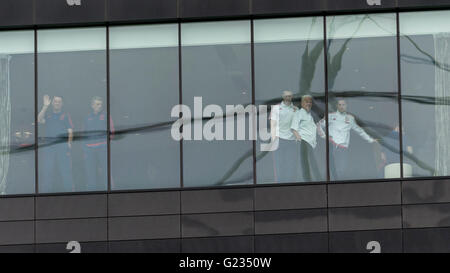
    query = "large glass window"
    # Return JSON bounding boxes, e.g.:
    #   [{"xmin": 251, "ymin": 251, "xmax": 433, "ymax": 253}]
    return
[
  {"xmin": 400, "ymin": 11, "xmax": 450, "ymax": 177},
  {"xmin": 181, "ymin": 21, "xmax": 253, "ymax": 187},
  {"xmin": 254, "ymin": 17, "xmax": 326, "ymax": 184},
  {"xmin": 110, "ymin": 24, "xmax": 180, "ymax": 190},
  {"xmin": 37, "ymin": 27, "xmax": 107, "ymax": 193},
  {"xmin": 4, "ymin": 12, "xmax": 450, "ymax": 195},
  {"xmin": 0, "ymin": 30, "xmax": 35, "ymax": 195},
  {"xmin": 326, "ymin": 13, "xmax": 399, "ymax": 181}
]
